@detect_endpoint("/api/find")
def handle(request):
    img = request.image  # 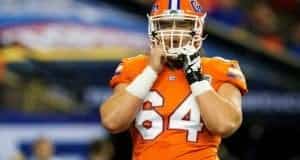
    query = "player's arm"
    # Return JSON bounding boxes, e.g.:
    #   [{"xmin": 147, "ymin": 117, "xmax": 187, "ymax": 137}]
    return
[
  {"xmin": 180, "ymin": 50, "xmax": 245, "ymax": 137},
  {"xmin": 193, "ymin": 82, "xmax": 242, "ymax": 138},
  {"xmin": 100, "ymin": 46, "xmax": 164, "ymax": 134},
  {"xmin": 100, "ymin": 83, "xmax": 143, "ymax": 133}
]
